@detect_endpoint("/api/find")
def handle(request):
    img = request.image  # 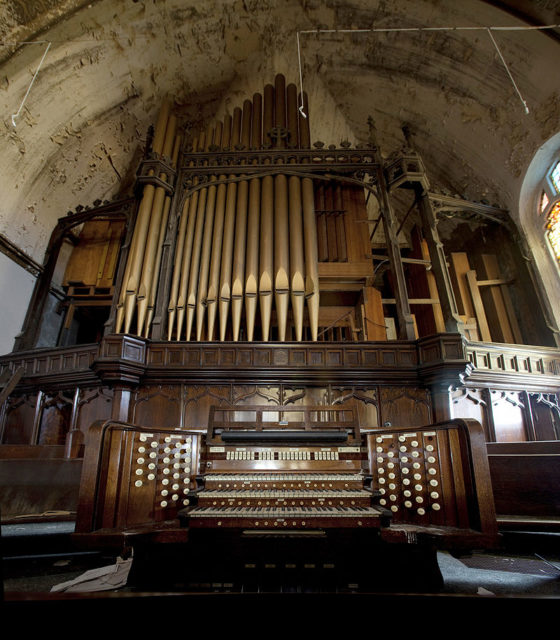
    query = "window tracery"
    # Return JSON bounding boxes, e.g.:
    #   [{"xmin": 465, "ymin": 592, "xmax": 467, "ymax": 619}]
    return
[{"xmin": 540, "ymin": 159, "xmax": 560, "ymax": 263}]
